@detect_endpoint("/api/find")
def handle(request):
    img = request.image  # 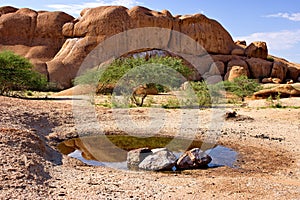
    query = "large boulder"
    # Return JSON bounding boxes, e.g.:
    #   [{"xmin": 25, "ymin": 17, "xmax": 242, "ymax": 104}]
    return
[
  {"xmin": 245, "ymin": 41, "xmax": 268, "ymax": 59},
  {"xmin": 138, "ymin": 148, "xmax": 177, "ymax": 171},
  {"xmin": 2, "ymin": 6, "xmax": 299, "ymax": 88},
  {"xmin": 202, "ymin": 61, "xmax": 225, "ymax": 83},
  {"xmin": 253, "ymin": 84, "xmax": 300, "ymax": 98},
  {"xmin": 227, "ymin": 66, "xmax": 248, "ymax": 81},
  {"xmin": 0, "ymin": 6, "xmax": 18, "ymax": 16},
  {"xmin": 287, "ymin": 65, "xmax": 300, "ymax": 82},
  {"xmin": 270, "ymin": 61, "xmax": 288, "ymax": 81},
  {"xmin": 47, "ymin": 6, "xmax": 236, "ymax": 88},
  {"xmin": 225, "ymin": 59, "xmax": 250, "ymax": 80},
  {"xmin": 246, "ymin": 58, "xmax": 273, "ymax": 79},
  {"xmin": 0, "ymin": 7, "xmax": 74, "ymax": 75}
]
